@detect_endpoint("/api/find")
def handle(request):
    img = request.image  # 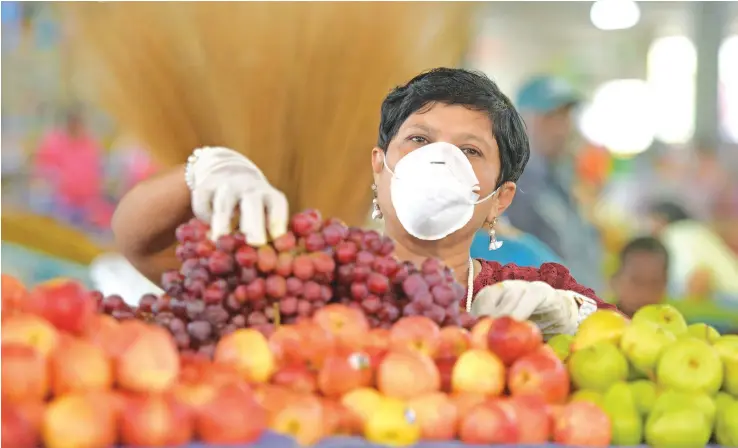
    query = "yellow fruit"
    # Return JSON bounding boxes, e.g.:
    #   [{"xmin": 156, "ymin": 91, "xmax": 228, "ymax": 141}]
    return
[
  {"xmin": 364, "ymin": 397, "xmax": 421, "ymax": 447},
  {"xmin": 572, "ymin": 310, "xmax": 629, "ymax": 351}
]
